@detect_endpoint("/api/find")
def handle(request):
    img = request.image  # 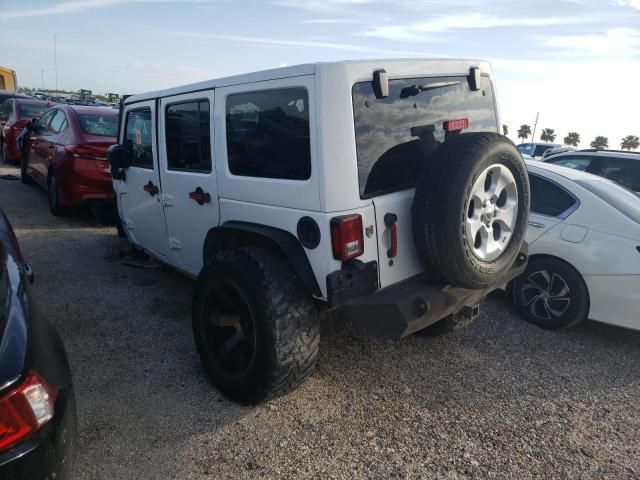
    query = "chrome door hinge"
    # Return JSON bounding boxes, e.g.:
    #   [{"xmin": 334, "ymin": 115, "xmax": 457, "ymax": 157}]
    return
[
  {"xmin": 169, "ymin": 237, "xmax": 182, "ymax": 250},
  {"xmin": 125, "ymin": 219, "xmax": 134, "ymax": 230}
]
